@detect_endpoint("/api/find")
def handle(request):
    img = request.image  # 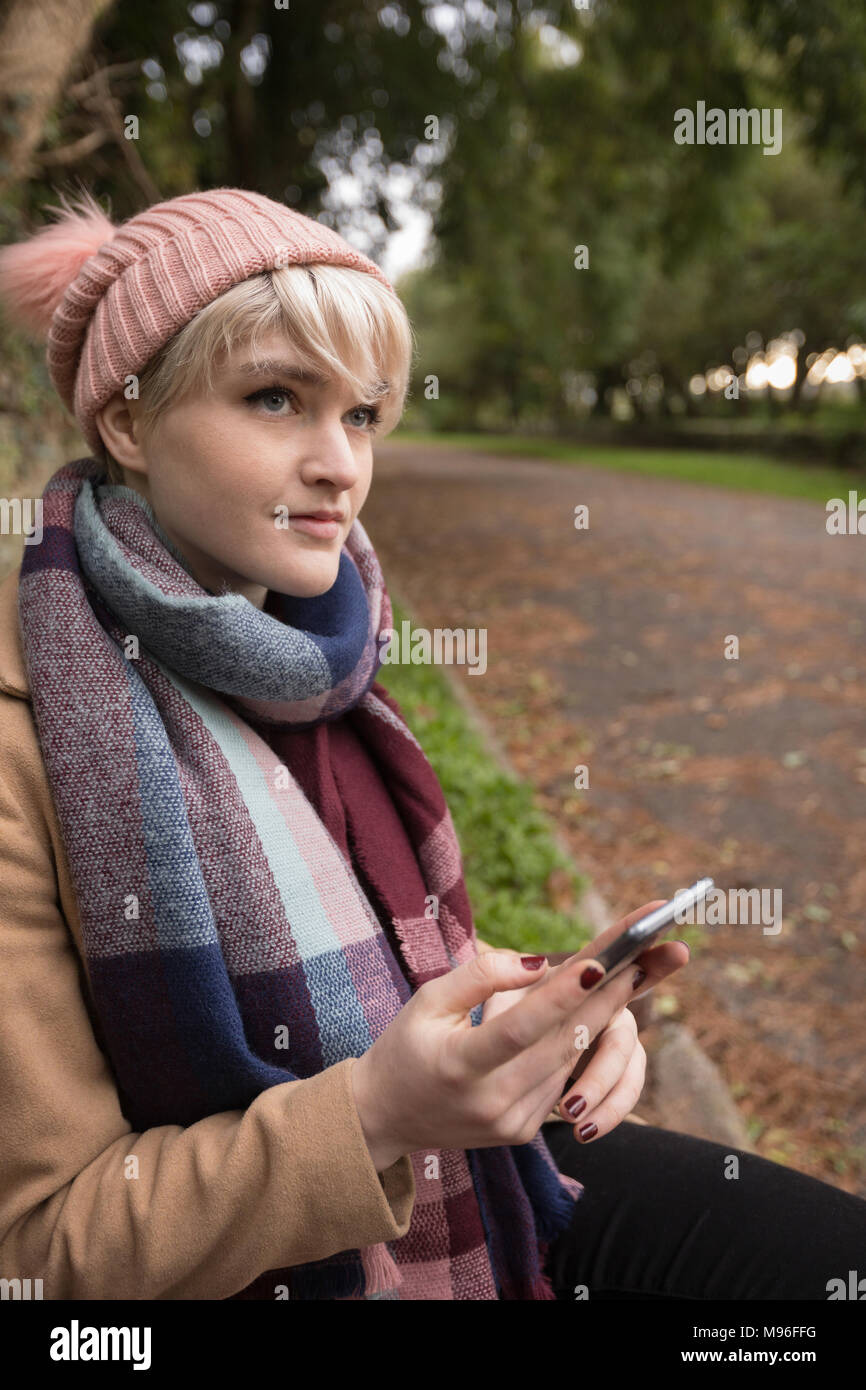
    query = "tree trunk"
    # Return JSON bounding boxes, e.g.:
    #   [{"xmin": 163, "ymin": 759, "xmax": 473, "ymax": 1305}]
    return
[
  {"xmin": 791, "ymin": 343, "xmax": 820, "ymax": 417},
  {"xmin": 0, "ymin": 0, "xmax": 115, "ymax": 196},
  {"xmin": 225, "ymin": 0, "xmax": 261, "ymax": 189},
  {"xmin": 591, "ymin": 365, "xmax": 620, "ymax": 418}
]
